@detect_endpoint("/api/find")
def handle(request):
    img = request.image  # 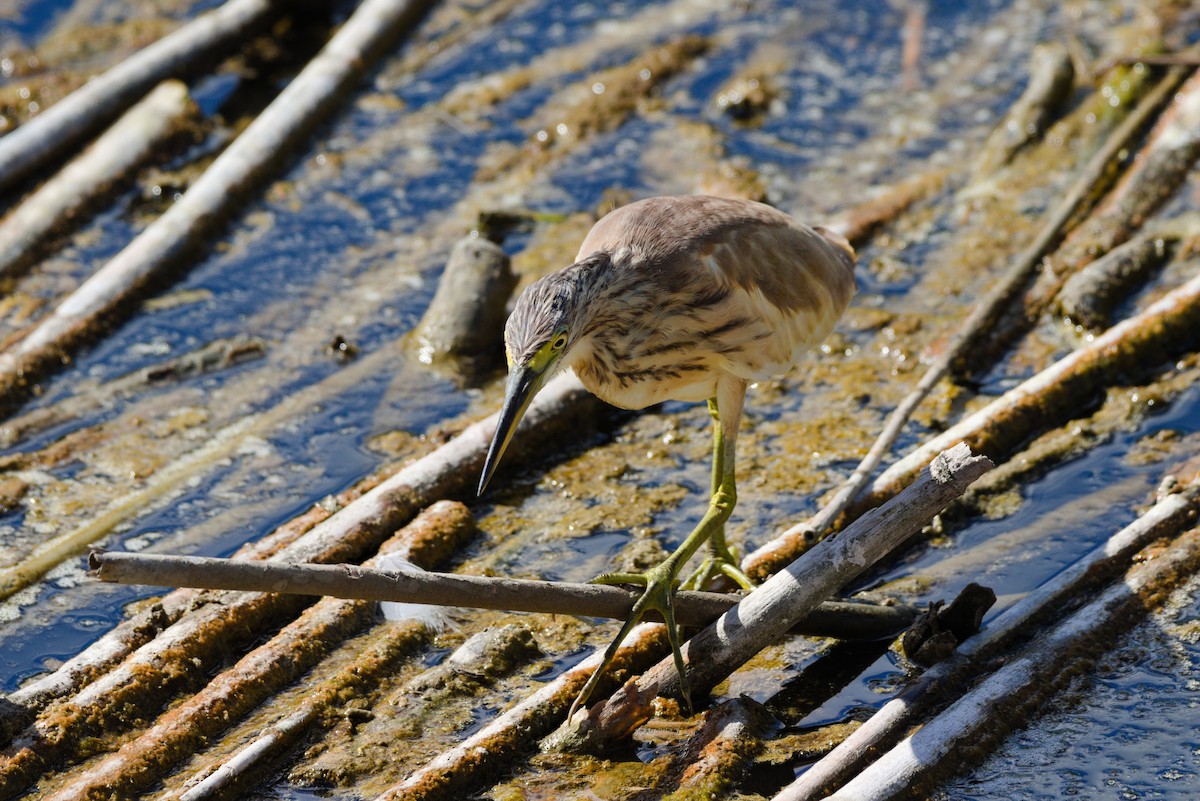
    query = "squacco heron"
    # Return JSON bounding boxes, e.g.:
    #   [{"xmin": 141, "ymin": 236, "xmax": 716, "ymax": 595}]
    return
[{"xmin": 478, "ymin": 195, "xmax": 856, "ymax": 715}]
